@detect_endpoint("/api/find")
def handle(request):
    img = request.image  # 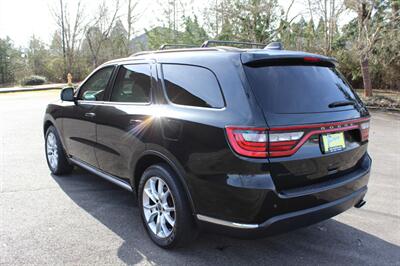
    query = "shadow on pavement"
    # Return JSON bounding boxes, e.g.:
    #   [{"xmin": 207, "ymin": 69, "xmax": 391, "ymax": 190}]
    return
[{"xmin": 52, "ymin": 168, "xmax": 400, "ymax": 265}]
